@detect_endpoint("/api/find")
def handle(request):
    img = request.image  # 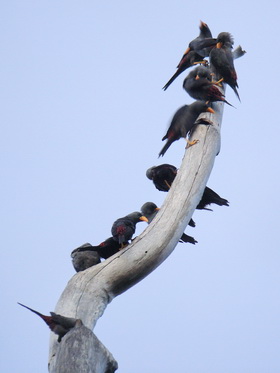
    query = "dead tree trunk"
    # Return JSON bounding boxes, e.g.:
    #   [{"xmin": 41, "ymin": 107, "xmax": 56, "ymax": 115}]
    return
[{"xmin": 48, "ymin": 100, "xmax": 223, "ymax": 372}]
